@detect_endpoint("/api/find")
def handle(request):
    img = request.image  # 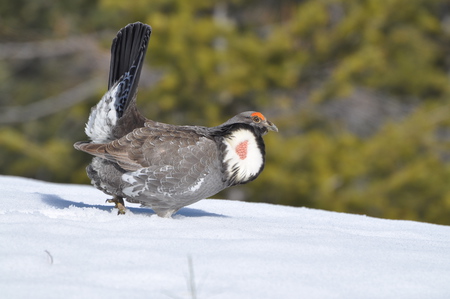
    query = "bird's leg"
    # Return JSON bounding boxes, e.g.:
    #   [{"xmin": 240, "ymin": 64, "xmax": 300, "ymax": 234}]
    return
[{"xmin": 106, "ymin": 195, "xmax": 126, "ymax": 215}]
